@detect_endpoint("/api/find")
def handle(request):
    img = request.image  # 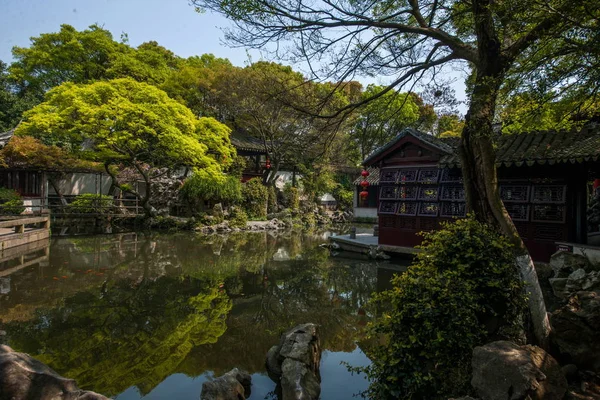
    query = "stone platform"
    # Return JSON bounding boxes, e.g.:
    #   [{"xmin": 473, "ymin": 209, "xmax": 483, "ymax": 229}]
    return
[{"xmin": 329, "ymin": 233, "xmax": 419, "ymax": 257}]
